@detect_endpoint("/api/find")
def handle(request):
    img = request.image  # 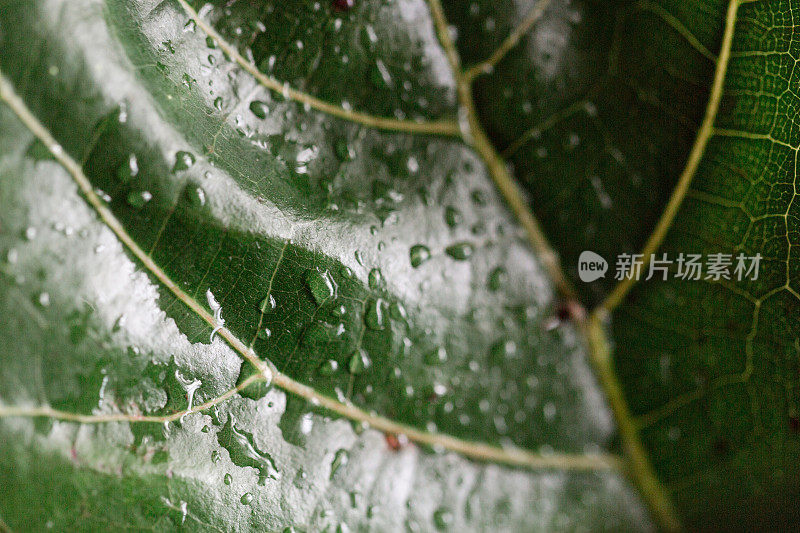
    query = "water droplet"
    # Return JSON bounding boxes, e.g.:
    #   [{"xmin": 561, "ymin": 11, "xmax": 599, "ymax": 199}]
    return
[
  {"xmin": 223, "ymin": 473, "xmax": 232, "ymax": 485},
  {"xmin": 364, "ymin": 298, "xmax": 386, "ymax": 330},
  {"xmin": 126, "ymin": 190, "xmax": 152, "ymax": 209},
  {"xmin": 211, "ymin": 450, "xmax": 221, "ymax": 463},
  {"xmin": 117, "ymin": 154, "xmax": 139, "ymax": 182},
  {"xmin": 445, "ymin": 242, "xmax": 474, "ymax": 261},
  {"xmin": 332, "ymin": 0, "xmax": 354, "ymax": 12},
  {"xmin": 488, "ymin": 267, "xmax": 507, "ymax": 291},
  {"xmin": 330, "ymin": 448, "xmax": 349, "ymax": 478},
  {"xmin": 187, "ymin": 186, "xmax": 206, "ymax": 207},
  {"xmin": 256, "ymin": 327, "xmax": 272, "ymax": 340},
  {"xmin": 424, "ymin": 346, "xmax": 447, "ymax": 365},
  {"xmin": 236, "ymin": 360, "xmax": 273, "ymax": 400},
  {"xmin": 24, "ymin": 227, "xmax": 37, "ymax": 240},
  {"xmin": 183, "ymin": 19, "xmax": 196, "ymax": 32},
  {"xmin": 335, "ymin": 139, "xmax": 353, "ymax": 161},
  {"xmin": 543, "ymin": 402, "xmax": 556, "ymax": 421},
  {"xmin": 489, "ymin": 340, "xmax": 517, "ymax": 363},
  {"xmin": 36, "ymin": 292, "xmax": 50, "ymax": 307},
  {"xmin": 370, "ymin": 59, "xmax": 393, "ymax": 88},
  {"xmin": 433, "ymin": 507, "xmax": 453, "ymax": 530},
  {"xmin": 409, "ymin": 245, "xmax": 431, "ymax": 268},
  {"xmin": 368, "ymin": 268, "xmax": 383, "ymax": 289},
  {"xmin": 389, "ymin": 301, "xmax": 407, "ymax": 321},
  {"xmin": 348, "ymin": 348, "xmax": 371, "ymax": 374},
  {"xmin": 471, "ymin": 190, "xmax": 487, "ymax": 206},
  {"xmin": 318, "ymin": 359, "xmax": 339, "ymax": 376},
  {"xmin": 444, "ymin": 206, "xmax": 461, "ymax": 227},
  {"xmin": 214, "ymin": 97, "xmax": 224, "ymax": 110},
  {"xmin": 173, "ymin": 151, "xmax": 195, "ymax": 172},
  {"xmin": 306, "ymin": 269, "xmax": 336, "ymax": 304},
  {"xmin": 240, "ymin": 492, "xmax": 253, "ymax": 505},
  {"xmin": 201, "ymin": 425, "xmax": 210, "ymax": 433},
  {"xmin": 249, "ymin": 100, "xmax": 269, "ymax": 119},
  {"xmin": 259, "ymin": 294, "xmax": 277, "ymax": 313}
]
